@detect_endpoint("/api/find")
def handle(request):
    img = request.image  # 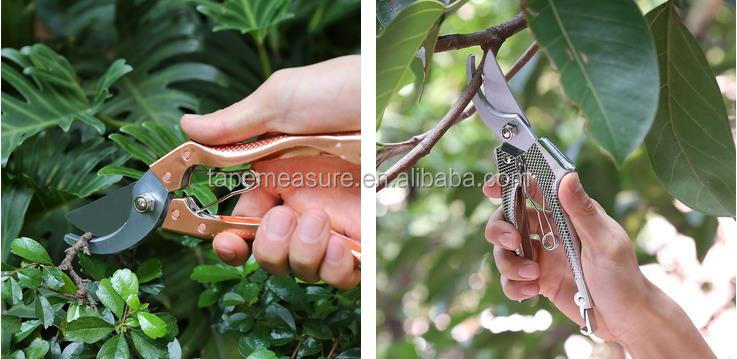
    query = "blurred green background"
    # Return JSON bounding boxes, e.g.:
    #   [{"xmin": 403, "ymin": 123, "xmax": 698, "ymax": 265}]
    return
[{"xmin": 376, "ymin": 0, "xmax": 736, "ymax": 357}]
